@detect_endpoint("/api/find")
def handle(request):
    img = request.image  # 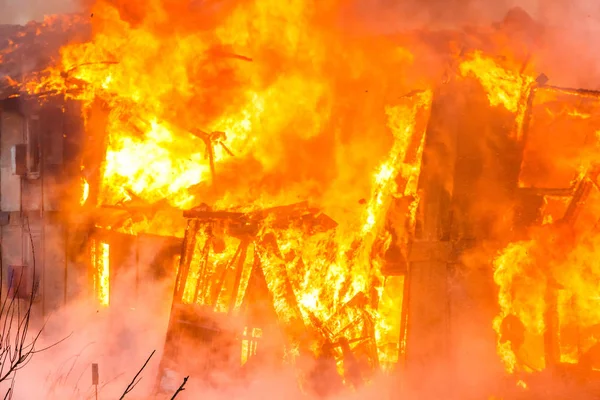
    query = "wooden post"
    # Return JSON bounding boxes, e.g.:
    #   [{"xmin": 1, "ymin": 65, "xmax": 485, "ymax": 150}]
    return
[
  {"xmin": 403, "ymin": 85, "xmax": 457, "ymax": 392},
  {"xmin": 92, "ymin": 363, "xmax": 99, "ymax": 400}
]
